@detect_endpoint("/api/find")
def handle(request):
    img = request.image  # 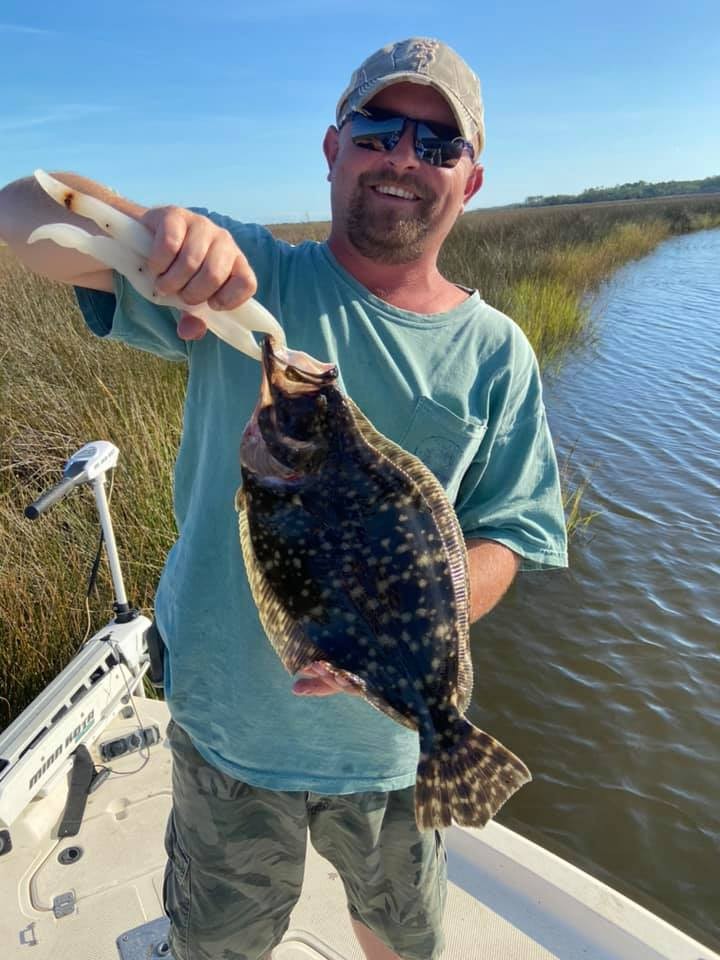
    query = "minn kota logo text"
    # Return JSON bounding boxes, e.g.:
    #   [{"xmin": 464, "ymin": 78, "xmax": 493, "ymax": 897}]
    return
[{"xmin": 28, "ymin": 710, "xmax": 96, "ymax": 790}]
